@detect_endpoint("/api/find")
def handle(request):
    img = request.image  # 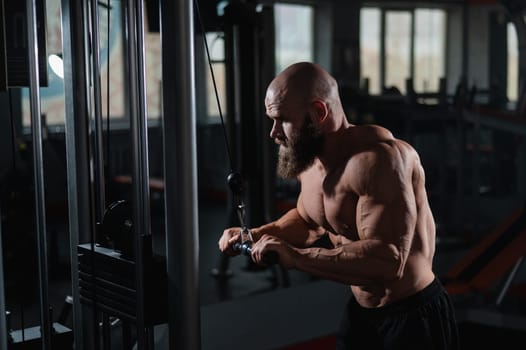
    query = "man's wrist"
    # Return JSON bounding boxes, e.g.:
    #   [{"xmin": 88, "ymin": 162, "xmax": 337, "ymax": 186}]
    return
[{"xmin": 250, "ymin": 227, "xmax": 262, "ymax": 241}]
